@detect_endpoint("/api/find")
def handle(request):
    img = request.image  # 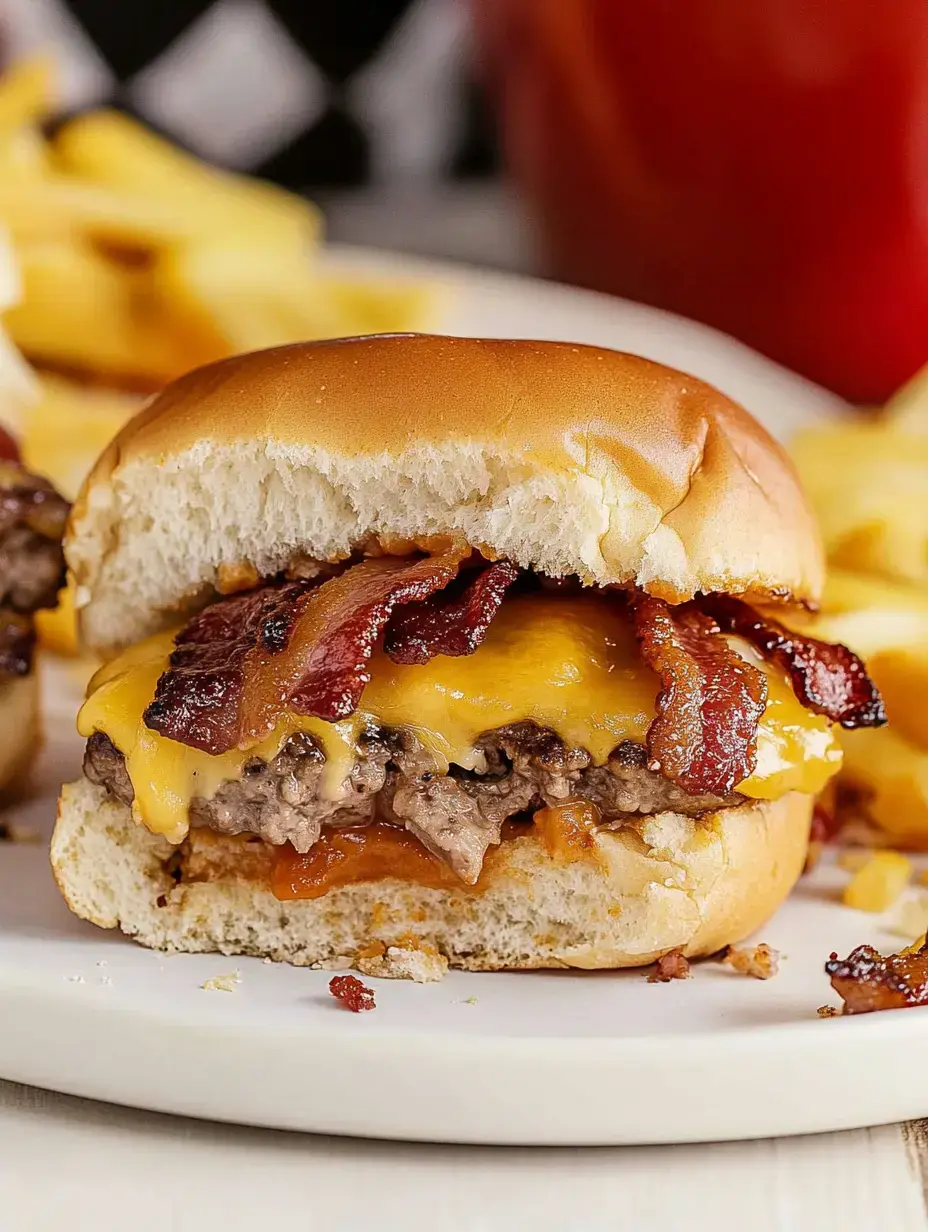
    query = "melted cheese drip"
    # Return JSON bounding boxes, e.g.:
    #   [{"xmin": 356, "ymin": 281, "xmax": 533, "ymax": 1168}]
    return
[{"xmin": 78, "ymin": 595, "xmax": 842, "ymax": 843}]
